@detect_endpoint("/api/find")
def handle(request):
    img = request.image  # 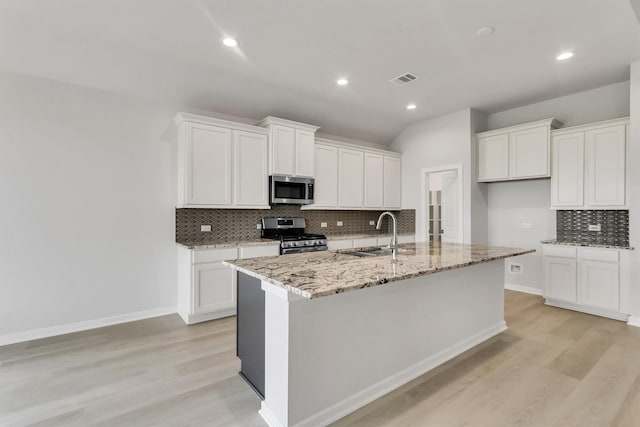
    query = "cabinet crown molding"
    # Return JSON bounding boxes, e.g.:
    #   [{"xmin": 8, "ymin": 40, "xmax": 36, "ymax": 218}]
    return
[
  {"xmin": 550, "ymin": 117, "xmax": 630, "ymax": 136},
  {"xmin": 256, "ymin": 116, "xmax": 320, "ymax": 132},
  {"xmin": 315, "ymin": 137, "xmax": 401, "ymax": 158},
  {"xmin": 174, "ymin": 112, "xmax": 269, "ymax": 135},
  {"xmin": 477, "ymin": 118, "xmax": 562, "ymax": 138}
]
